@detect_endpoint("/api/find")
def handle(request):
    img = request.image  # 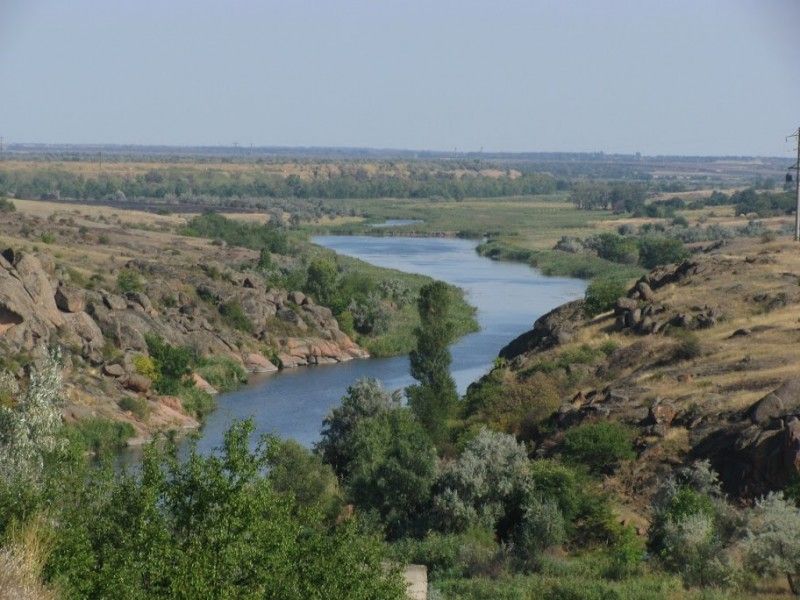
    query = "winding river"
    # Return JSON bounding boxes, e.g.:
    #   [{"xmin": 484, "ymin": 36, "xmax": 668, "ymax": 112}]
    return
[{"xmin": 193, "ymin": 236, "xmax": 585, "ymax": 453}]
